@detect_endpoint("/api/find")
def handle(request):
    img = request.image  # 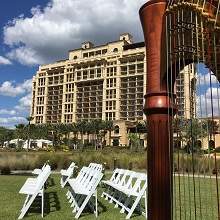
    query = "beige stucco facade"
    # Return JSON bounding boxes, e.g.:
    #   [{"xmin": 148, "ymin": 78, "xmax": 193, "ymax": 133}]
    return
[
  {"xmin": 31, "ymin": 33, "xmax": 199, "ymax": 147},
  {"xmin": 31, "ymin": 34, "xmax": 147, "ymax": 146}
]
